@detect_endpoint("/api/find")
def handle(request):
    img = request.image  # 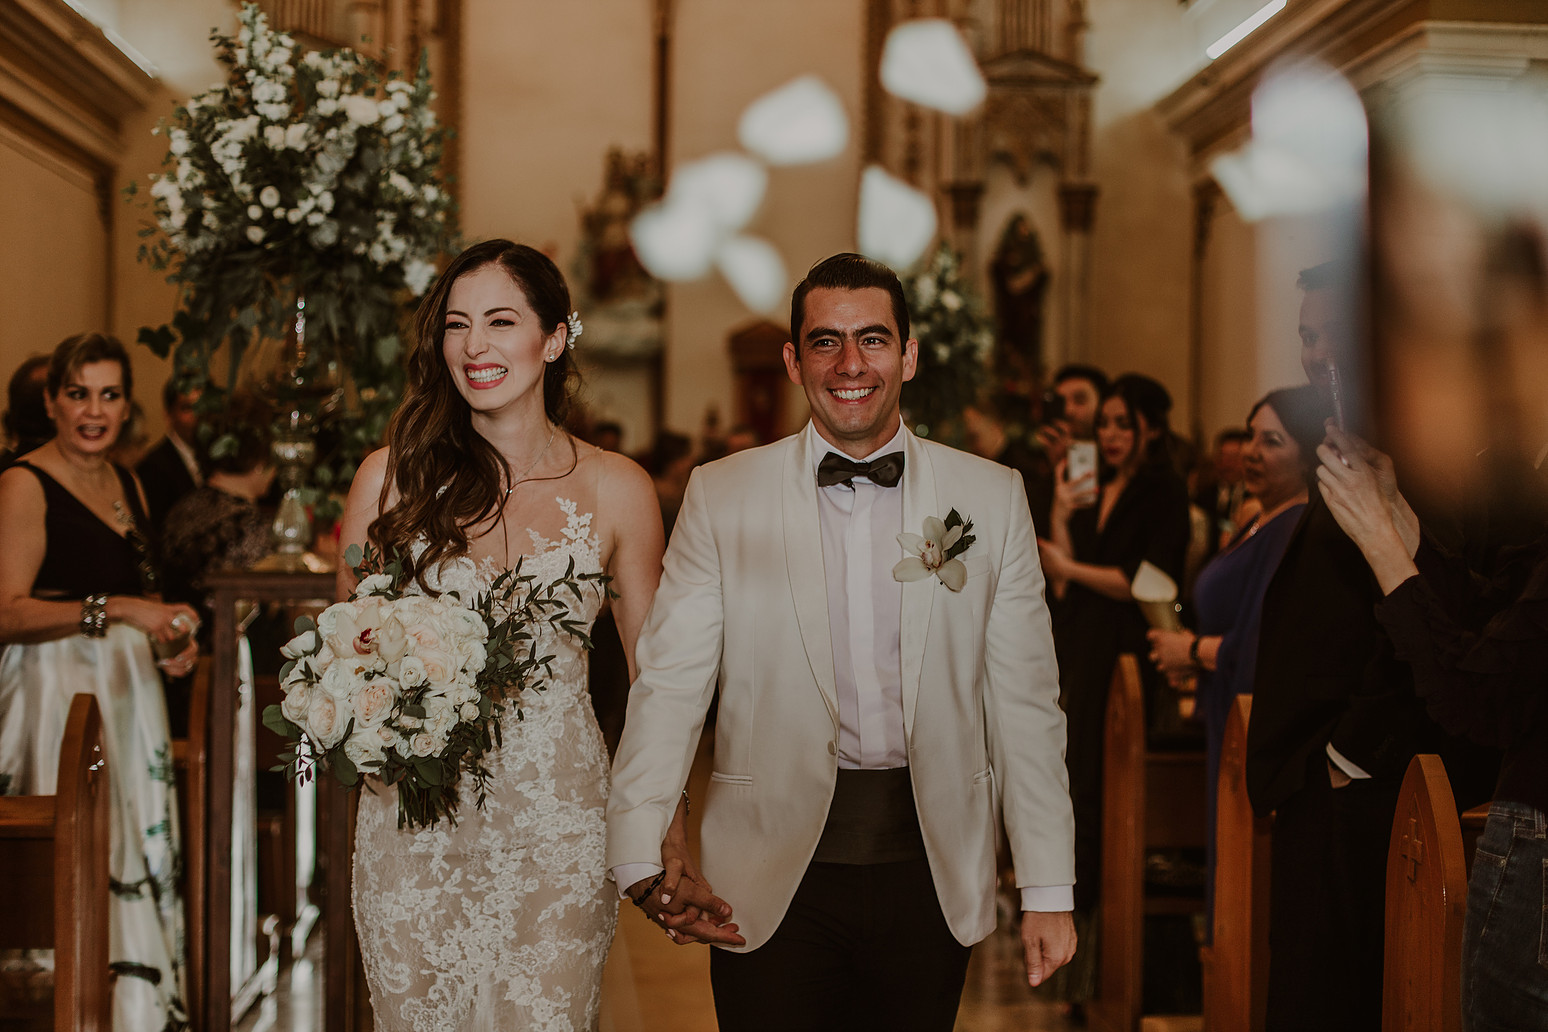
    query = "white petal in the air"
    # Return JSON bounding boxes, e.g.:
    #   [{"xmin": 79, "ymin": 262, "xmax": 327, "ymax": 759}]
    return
[
  {"xmin": 738, "ymin": 75, "xmax": 849, "ymax": 166},
  {"xmin": 629, "ymin": 197, "xmax": 720, "ymax": 281},
  {"xmin": 880, "ymin": 19, "xmax": 986, "ymax": 115},
  {"xmin": 715, "ymin": 235, "xmax": 787, "ymax": 314},
  {"xmin": 1210, "ymin": 60, "xmax": 1366, "ymax": 222},
  {"xmin": 670, "ymin": 152, "xmax": 768, "ymax": 233},
  {"xmin": 858, "ymin": 166, "xmax": 937, "ymax": 270}
]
